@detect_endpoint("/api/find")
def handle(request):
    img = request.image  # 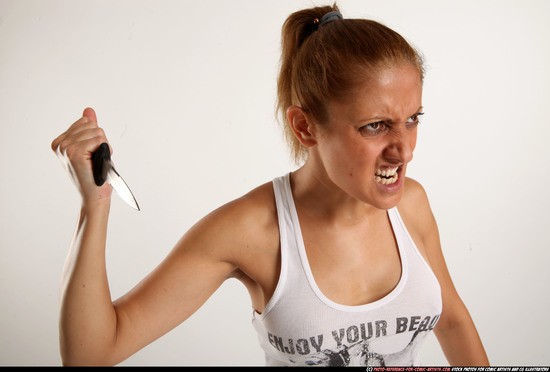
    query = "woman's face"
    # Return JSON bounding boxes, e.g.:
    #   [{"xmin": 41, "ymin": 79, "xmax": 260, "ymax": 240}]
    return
[{"xmin": 312, "ymin": 63, "xmax": 423, "ymax": 210}]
